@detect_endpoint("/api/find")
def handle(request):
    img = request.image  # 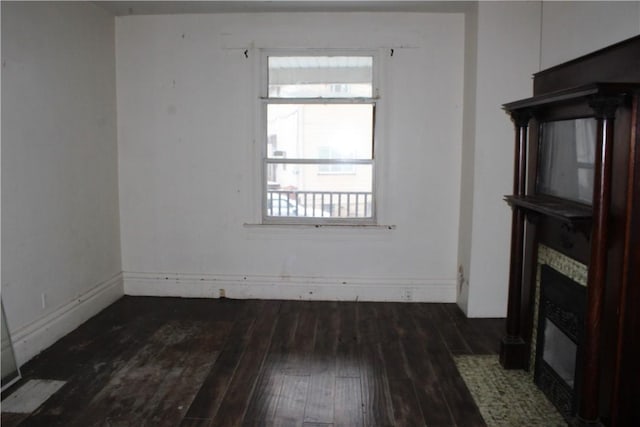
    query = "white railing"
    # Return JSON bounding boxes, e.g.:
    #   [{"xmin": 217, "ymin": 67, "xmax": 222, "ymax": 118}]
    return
[{"xmin": 268, "ymin": 190, "xmax": 373, "ymax": 218}]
